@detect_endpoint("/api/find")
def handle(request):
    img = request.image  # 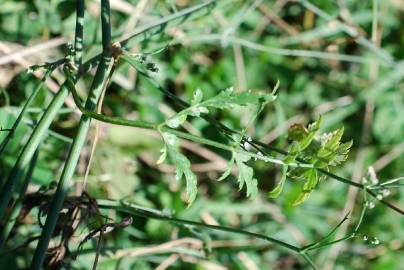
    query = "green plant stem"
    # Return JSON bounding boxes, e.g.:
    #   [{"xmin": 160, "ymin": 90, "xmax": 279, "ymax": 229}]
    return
[
  {"xmin": 82, "ymin": 0, "xmax": 217, "ymax": 72},
  {"xmin": 0, "ymin": 0, "xmax": 208, "ymax": 254},
  {"xmin": 98, "ymin": 199, "xmax": 301, "ymax": 252},
  {"xmin": 66, "ymin": 77, "xmax": 312, "ymax": 169},
  {"xmin": 74, "ymin": 0, "xmax": 85, "ymax": 66},
  {"xmin": 100, "ymin": 0, "xmax": 111, "ymax": 51},
  {"xmin": 99, "ymin": 199, "xmax": 322, "ymax": 269},
  {"xmin": 30, "ymin": 1, "xmax": 112, "ymax": 268}
]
